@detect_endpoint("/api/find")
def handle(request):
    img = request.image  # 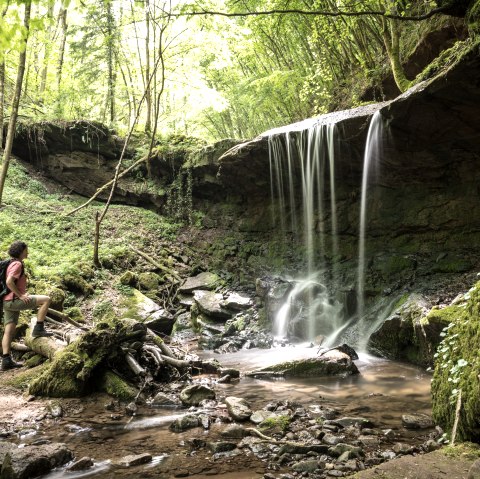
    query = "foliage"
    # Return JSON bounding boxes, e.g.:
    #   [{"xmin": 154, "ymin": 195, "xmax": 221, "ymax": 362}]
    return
[
  {"xmin": 431, "ymin": 282, "xmax": 480, "ymax": 442},
  {"xmin": 0, "ymin": 159, "xmax": 181, "ymax": 279},
  {"xmin": 0, "ymin": 0, "xmax": 468, "ymax": 142}
]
